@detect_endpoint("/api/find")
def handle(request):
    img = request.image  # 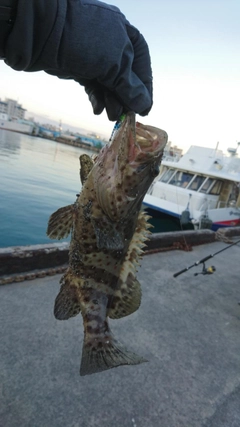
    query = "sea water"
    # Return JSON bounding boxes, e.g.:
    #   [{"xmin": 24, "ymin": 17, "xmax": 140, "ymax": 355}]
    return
[
  {"xmin": 0, "ymin": 129, "xmax": 184, "ymax": 249},
  {"xmin": 0, "ymin": 129, "xmax": 92, "ymax": 248}
]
